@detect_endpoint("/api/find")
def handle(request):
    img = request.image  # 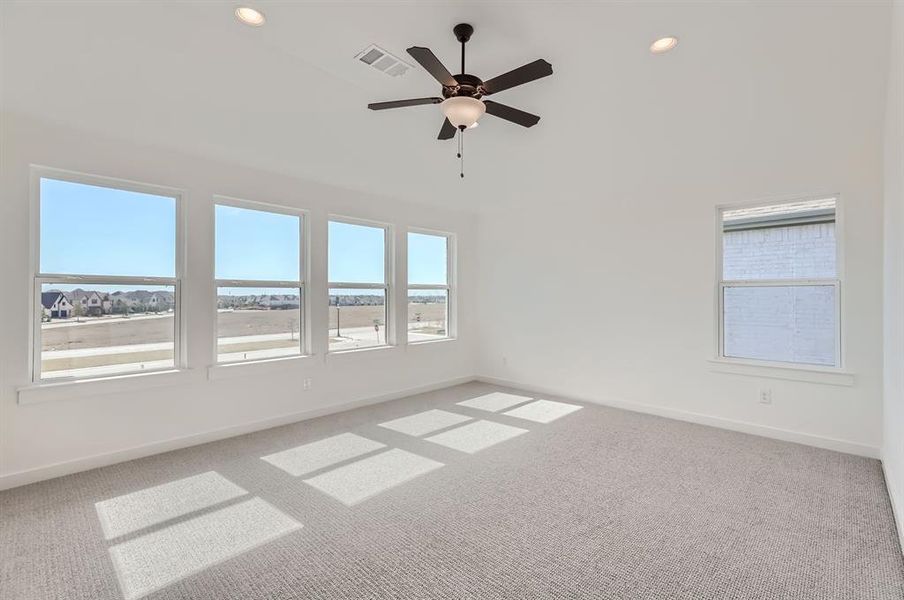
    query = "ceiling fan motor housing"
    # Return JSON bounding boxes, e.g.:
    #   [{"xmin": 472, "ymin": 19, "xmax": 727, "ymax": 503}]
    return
[{"xmin": 443, "ymin": 74, "xmax": 486, "ymax": 99}]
